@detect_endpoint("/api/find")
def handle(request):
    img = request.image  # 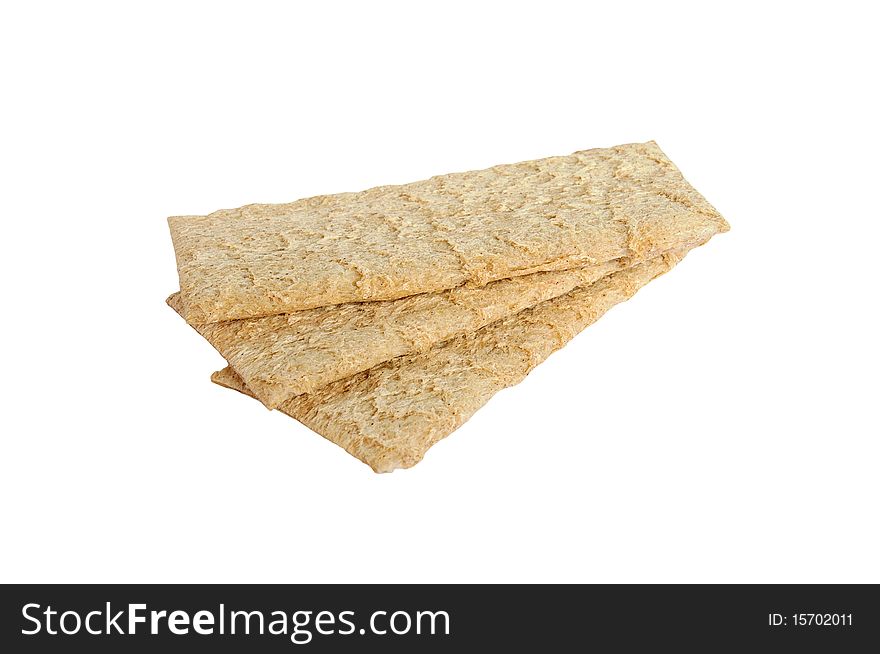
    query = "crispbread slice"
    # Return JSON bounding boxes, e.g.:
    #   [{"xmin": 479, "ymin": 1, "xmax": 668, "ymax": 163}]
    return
[
  {"xmin": 170, "ymin": 141, "xmax": 727, "ymax": 323},
  {"xmin": 211, "ymin": 253, "xmax": 683, "ymax": 472},
  {"xmin": 168, "ymin": 258, "xmax": 624, "ymax": 408},
  {"xmin": 170, "ymin": 233, "xmax": 711, "ymax": 408}
]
